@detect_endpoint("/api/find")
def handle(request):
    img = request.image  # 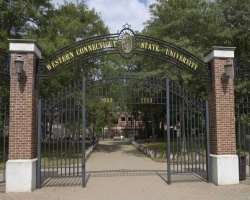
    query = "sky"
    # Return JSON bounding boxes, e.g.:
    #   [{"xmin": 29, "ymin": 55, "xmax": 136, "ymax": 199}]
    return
[{"xmin": 52, "ymin": 0, "xmax": 156, "ymax": 32}]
